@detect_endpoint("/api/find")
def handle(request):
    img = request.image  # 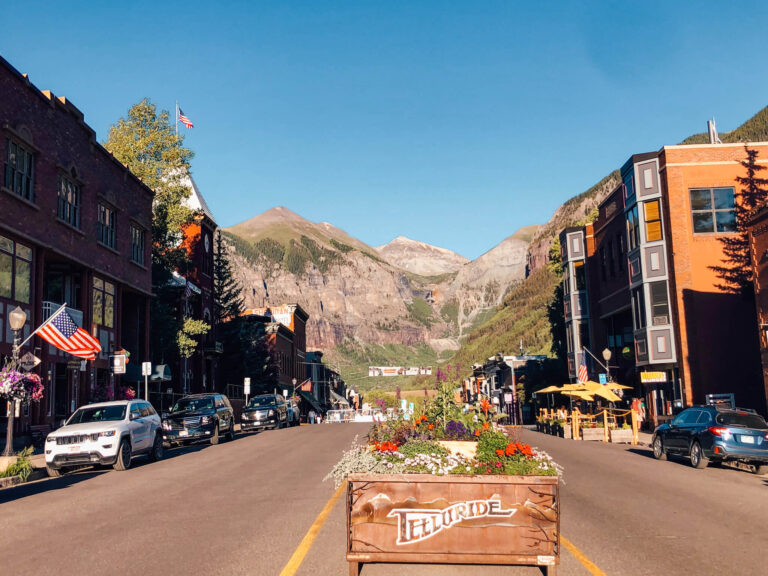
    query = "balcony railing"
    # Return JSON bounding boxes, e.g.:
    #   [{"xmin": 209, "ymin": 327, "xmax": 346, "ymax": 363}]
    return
[{"xmin": 42, "ymin": 301, "xmax": 83, "ymax": 327}]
